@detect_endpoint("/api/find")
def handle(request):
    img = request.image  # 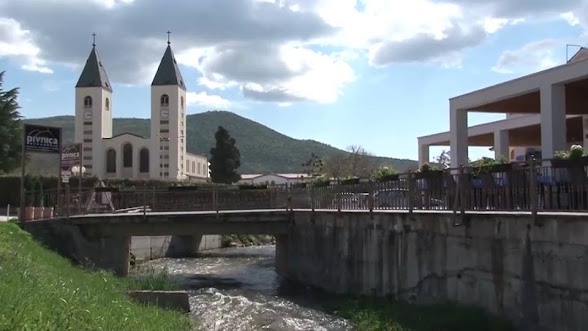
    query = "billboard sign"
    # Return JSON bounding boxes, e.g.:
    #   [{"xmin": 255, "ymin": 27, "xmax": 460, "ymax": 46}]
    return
[
  {"xmin": 24, "ymin": 124, "xmax": 61, "ymax": 153},
  {"xmin": 61, "ymin": 143, "xmax": 82, "ymax": 178}
]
